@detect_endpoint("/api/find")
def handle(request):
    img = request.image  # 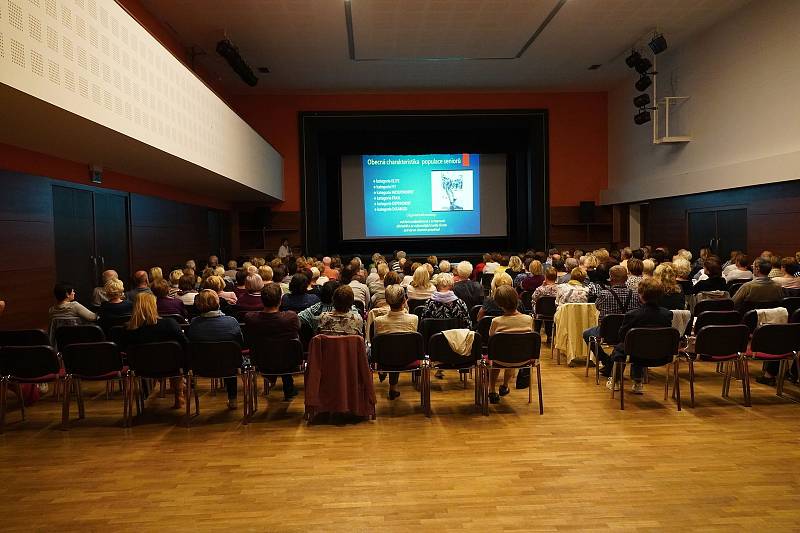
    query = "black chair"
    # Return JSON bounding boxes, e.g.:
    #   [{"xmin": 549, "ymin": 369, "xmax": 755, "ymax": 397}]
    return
[
  {"xmin": 781, "ymin": 296, "xmax": 800, "ymax": 317},
  {"xmin": 469, "ymin": 305, "xmax": 483, "ymax": 330},
  {"xmin": 612, "ymin": 328, "xmax": 681, "ymax": 411},
  {"xmin": 519, "ymin": 291, "xmax": 533, "ymax": 312},
  {"xmin": 476, "ymin": 316, "xmax": 493, "ymax": 352},
  {"xmin": 480, "ymin": 273, "xmax": 494, "ymax": 294},
  {"xmin": 587, "ymin": 313, "xmax": 625, "ymax": 383},
  {"xmin": 533, "ymin": 296, "xmax": 557, "ymax": 343},
  {"xmin": 740, "ymin": 306, "xmax": 789, "ymax": 334},
  {"xmin": 738, "ymin": 300, "xmax": 783, "ymax": 319},
  {"xmin": 55, "ymin": 324, "xmax": 105, "ymax": 352},
  {"xmin": 684, "ymin": 325, "xmax": 750, "ymax": 407},
  {"xmin": 792, "ymin": 308, "xmax": 800, "ymax": 324},
  {"xmin": 352, "ymin": 300, "xmax": 366, "ymax": 317},
  {"xmin": 693, "ymin": 298, "xmax": 735, "ymax": 316},
  {"xmin": 420, "ymin": 318, "xmax": 463, "ymax": 353},
  {"xmin": 427, "ymin": 332, "xmax": 484, "ymax": 408},
  {"xmin": 160, "ymin": 314, "xmax": 188, "ymax": 325},
  {"xmin": 726, "ymin": 279, "xmax": 748, "ymax": 297},
  {"xmin": 99, "ymin": 314, "xmax": 131, "ymax": 336},
  {"xmin": 693, "ymin": 310, "xmax": 742, "ymax": 333},
  {"xmin": 246, "ymin": 335, "xmax": 304, "ymax": 412},
  {"xmin": 485, "ymin": 332, "xmax": 543, "ymax": 415},
  {"xmin": 185, "ymin": 304, "xmax": 200, "ymax": 319},
  {"xmin": 300, "ymin": 321, "xmax": 315, "ymax": 352},
  {"xmin": 60, "ymin": 342, "xmax": 129, "ymax": 428},
  {"xmin": 742, "ymin": 323, "xmax": 800, "ymax": 405},
  {"xmin": 0, "ymin": 345, "xmax": 61, "ymax": 432},
  {"xmin": 187, "ymin": 341, "xmax": 250, "ymax": 424},
  {"xmin": 0, "ymin": 329, "xmax": 50, "ymax": 347},
  {"xmin": 125, "ymin": 341, "xmax": 190, "ymax": 426},
  {"xmin": 370, "ymin": 333, "xmax": 427, "ymax": 415},
  {"xmin": 407, "ymin": 299, "xmax": 429, "ymax": 314}
]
